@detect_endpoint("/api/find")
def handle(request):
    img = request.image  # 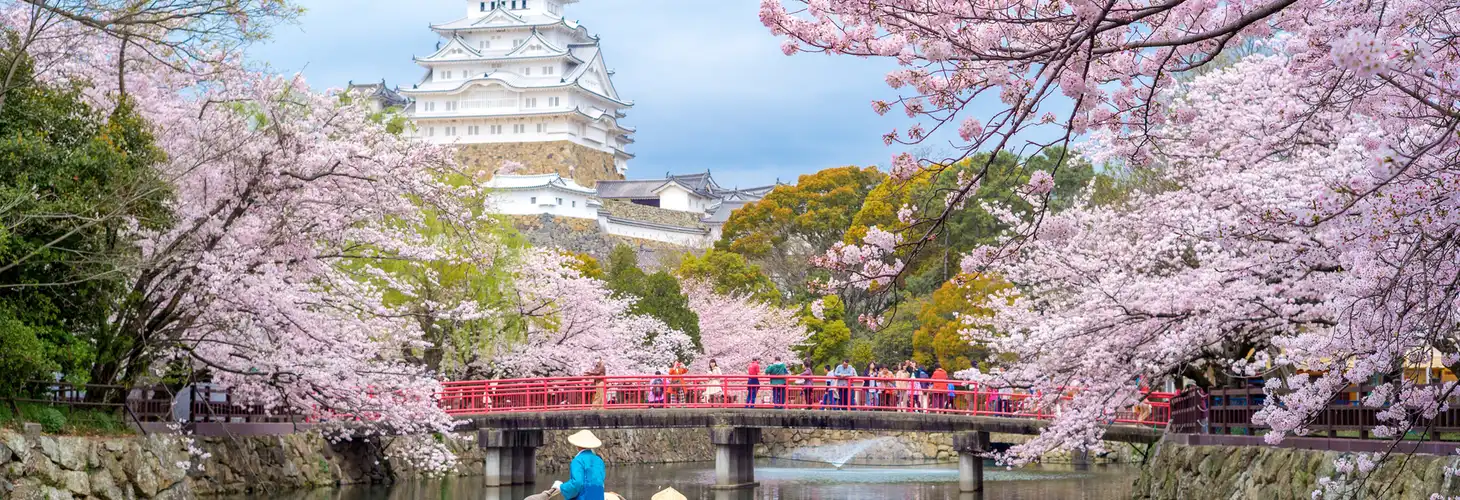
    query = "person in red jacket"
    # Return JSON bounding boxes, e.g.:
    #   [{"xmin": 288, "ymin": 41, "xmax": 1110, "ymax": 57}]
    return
[
  {"xmin": 931, "ymin": 365, "xmax": 949, "ymax": 410},
  {"xmin": 745, "ymin": 357, "xmax": 762, "ymax": 408}
]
